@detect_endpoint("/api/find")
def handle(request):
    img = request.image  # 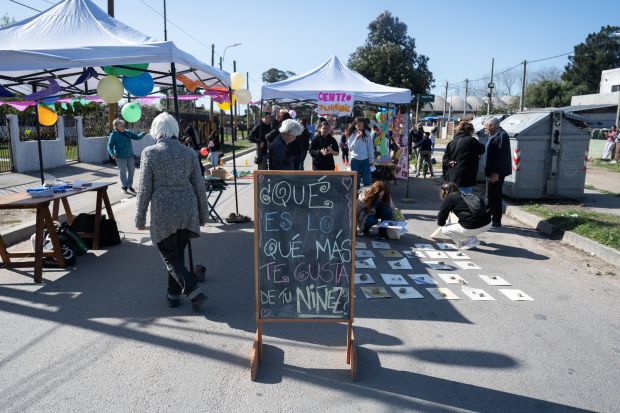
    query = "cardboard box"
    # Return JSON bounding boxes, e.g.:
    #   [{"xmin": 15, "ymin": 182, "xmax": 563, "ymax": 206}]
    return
[{"xmin": 210, "ymin": 169, "xmax": 227, "ymax": 180}]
